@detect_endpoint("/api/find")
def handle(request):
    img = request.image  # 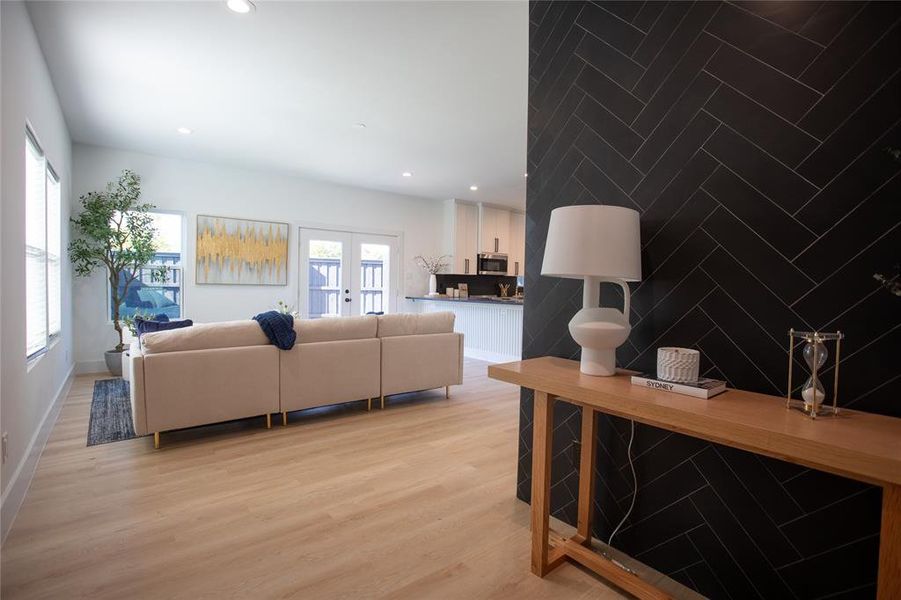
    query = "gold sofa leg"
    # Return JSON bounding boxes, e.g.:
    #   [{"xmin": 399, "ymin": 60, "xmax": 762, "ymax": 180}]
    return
[
  {"xmin": 368, "ymin": 398, "xmax": 372, "ymax": 412},
  {"xmin": 380, "ymin": 395, "xmax": 385, "ymax": 410},
  {"xmin": 154, "ymin": 432, "xmax": 160, "ymax": 449},
  {"xmin": 266, "ymin": 414, "xmax": 272, "ymax": 429},
  {"xmin": 282, "ymin": 411, "xmax": 288, "ymax": 427},
  {"xmin": 446, "ymin": 385, "xmax": 450, "ymax": 399}
]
